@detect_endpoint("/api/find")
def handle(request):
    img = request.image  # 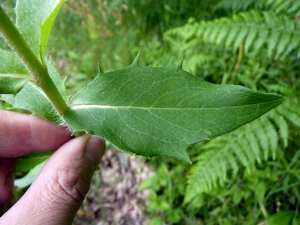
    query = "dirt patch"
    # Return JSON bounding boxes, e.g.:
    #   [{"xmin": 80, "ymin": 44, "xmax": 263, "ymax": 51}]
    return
[{"xmin": 74, "ymin": 147, "xmax": 153, "ymax": 225}]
